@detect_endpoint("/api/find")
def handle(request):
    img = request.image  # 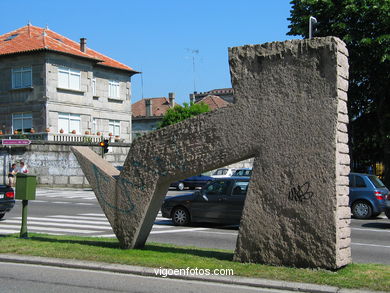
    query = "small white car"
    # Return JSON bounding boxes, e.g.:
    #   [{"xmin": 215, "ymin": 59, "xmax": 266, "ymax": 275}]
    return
[{"xmin": 211, "ymin": 168, "xmax": 236, "ymax": 178}]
